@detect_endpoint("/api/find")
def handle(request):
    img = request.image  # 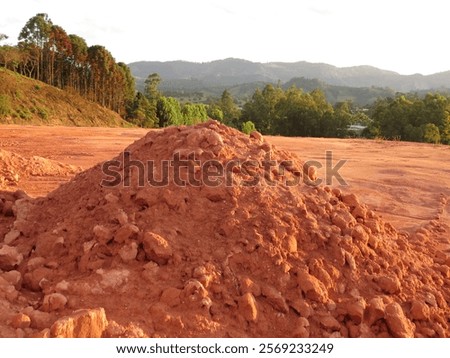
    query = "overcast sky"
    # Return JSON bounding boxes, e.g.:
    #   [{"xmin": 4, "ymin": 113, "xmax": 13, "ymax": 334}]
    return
[{"xmin": 1, "ymin": 0, "xmax": 449, "ymax": 75}]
